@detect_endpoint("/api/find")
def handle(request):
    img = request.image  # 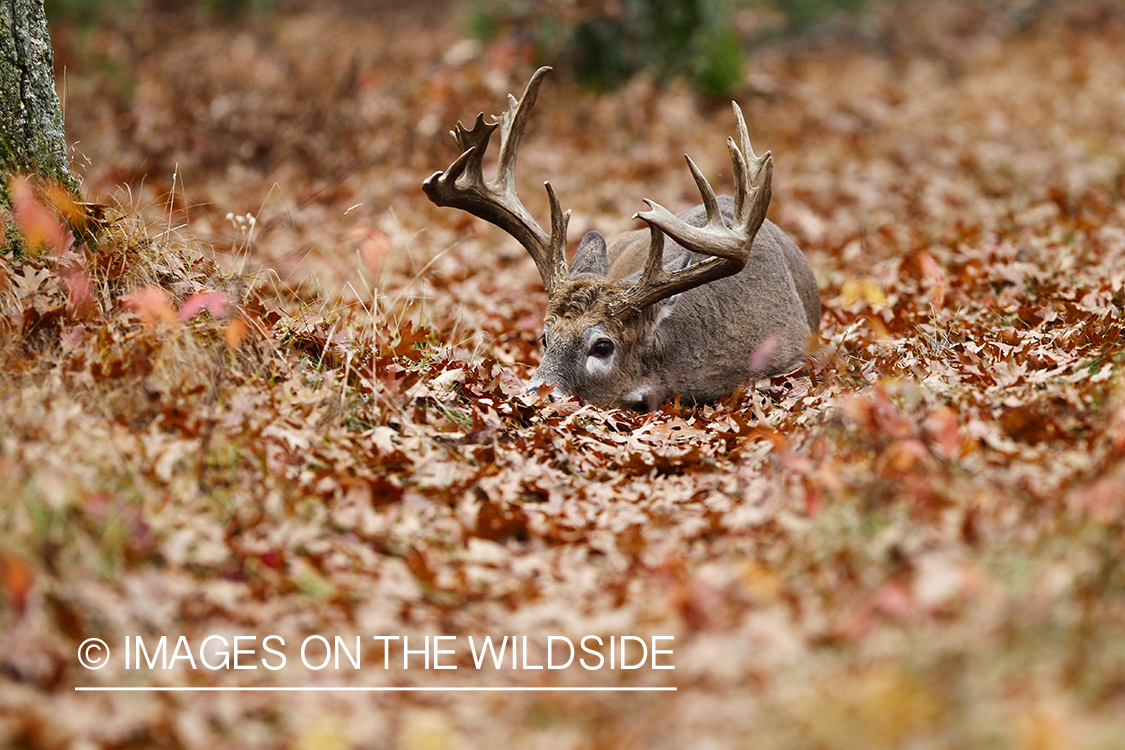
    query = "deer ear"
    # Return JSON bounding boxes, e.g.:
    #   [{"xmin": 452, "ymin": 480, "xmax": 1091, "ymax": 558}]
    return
[
  {"xmin": 569, "ymin": 231, "xmax": 608, "ymax": 278},
  {"xmin": 653, "ymin": 293, "xmax": 681, "ymax": 329}
]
